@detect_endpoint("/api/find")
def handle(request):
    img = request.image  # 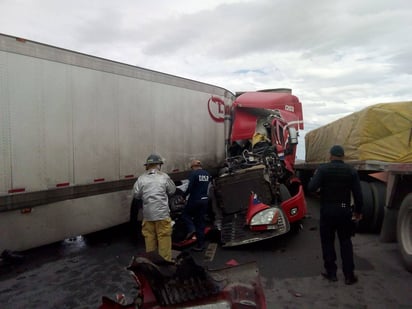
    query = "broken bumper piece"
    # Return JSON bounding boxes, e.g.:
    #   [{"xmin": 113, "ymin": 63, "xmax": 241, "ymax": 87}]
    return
[{"xmin": 220, "ymin": 209, "xmax": 290, "ymax": 247}]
